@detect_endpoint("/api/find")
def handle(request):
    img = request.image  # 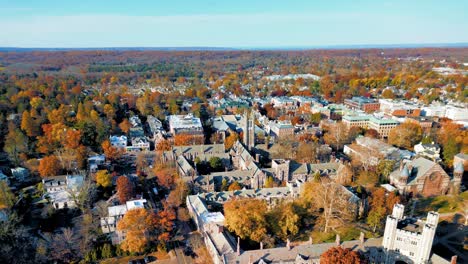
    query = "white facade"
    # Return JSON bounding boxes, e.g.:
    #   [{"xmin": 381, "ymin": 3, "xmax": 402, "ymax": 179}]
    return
[
  {"xmin": 383, "ymin": 204, "xmax": 439, "ymax": 264},
  {"xmin": 109, "ymin": 135, "xmax": 128, "ymax": 148},
  {"xmin": 42, "ymin": 175, "xmax": 84, "ymax": 209},
  {"xmin": 100, "ymin": 199, "xmax": 147, "ymax": 244},
  {"xmin": 445, "ymin": 105, "xmax": 468, "ymax": 121}
]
